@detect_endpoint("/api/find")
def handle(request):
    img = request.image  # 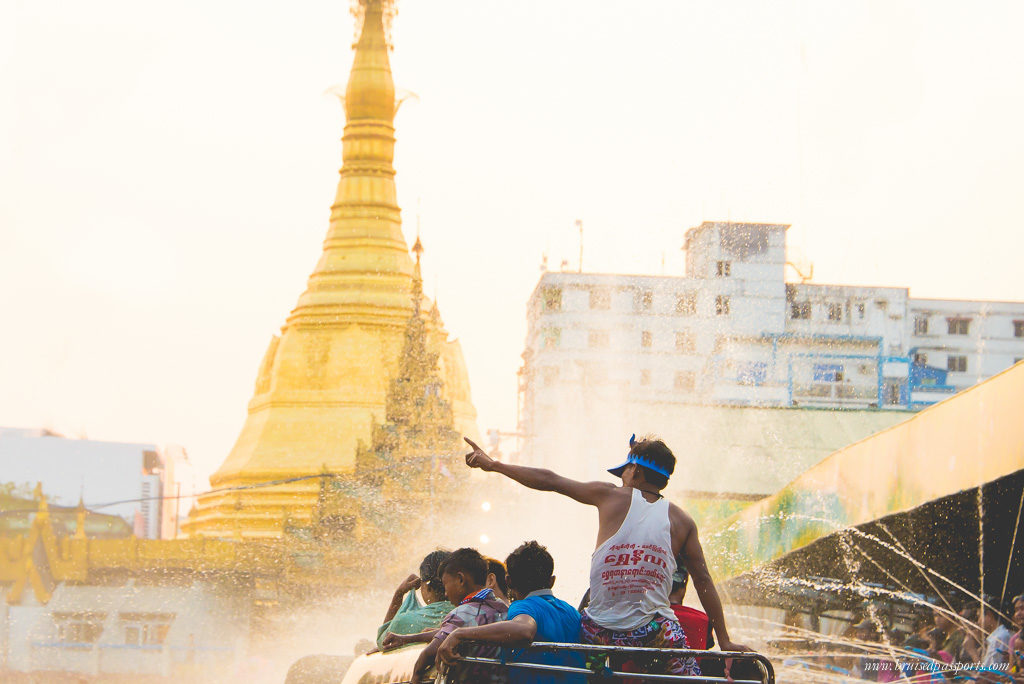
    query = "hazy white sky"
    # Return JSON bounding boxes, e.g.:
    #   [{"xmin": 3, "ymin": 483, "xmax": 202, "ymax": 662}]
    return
[{"xmin": 2, "ymin": 0, "xmax": 1023, "ymax": 485}]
